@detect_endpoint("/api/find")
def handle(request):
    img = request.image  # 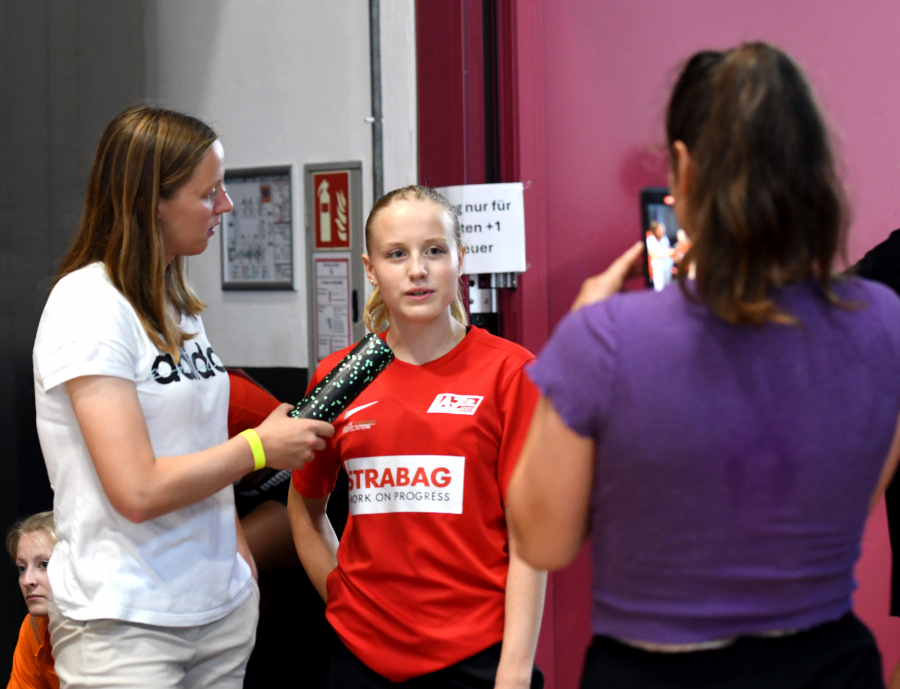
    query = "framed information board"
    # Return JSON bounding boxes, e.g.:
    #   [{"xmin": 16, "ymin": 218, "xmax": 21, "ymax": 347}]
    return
[{"xmin": 221, "ymin": 166, "xmax": 294, "ymax": 290}]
